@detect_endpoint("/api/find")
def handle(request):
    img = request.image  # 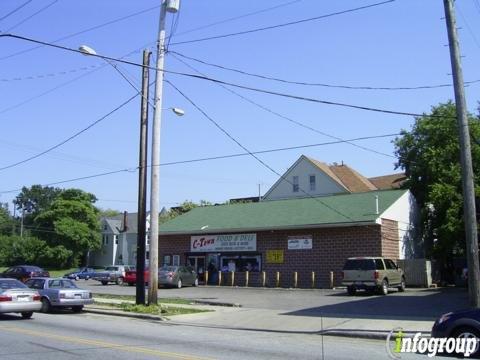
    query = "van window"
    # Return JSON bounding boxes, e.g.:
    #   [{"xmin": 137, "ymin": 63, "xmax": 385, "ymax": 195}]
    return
[
  {"xmin": 343, "ymin": 259, "xmax": 375, "ymax": 270},
  {"xmin": 375, "ymin": 259, "xmax": 385, "ymax": 270}
]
